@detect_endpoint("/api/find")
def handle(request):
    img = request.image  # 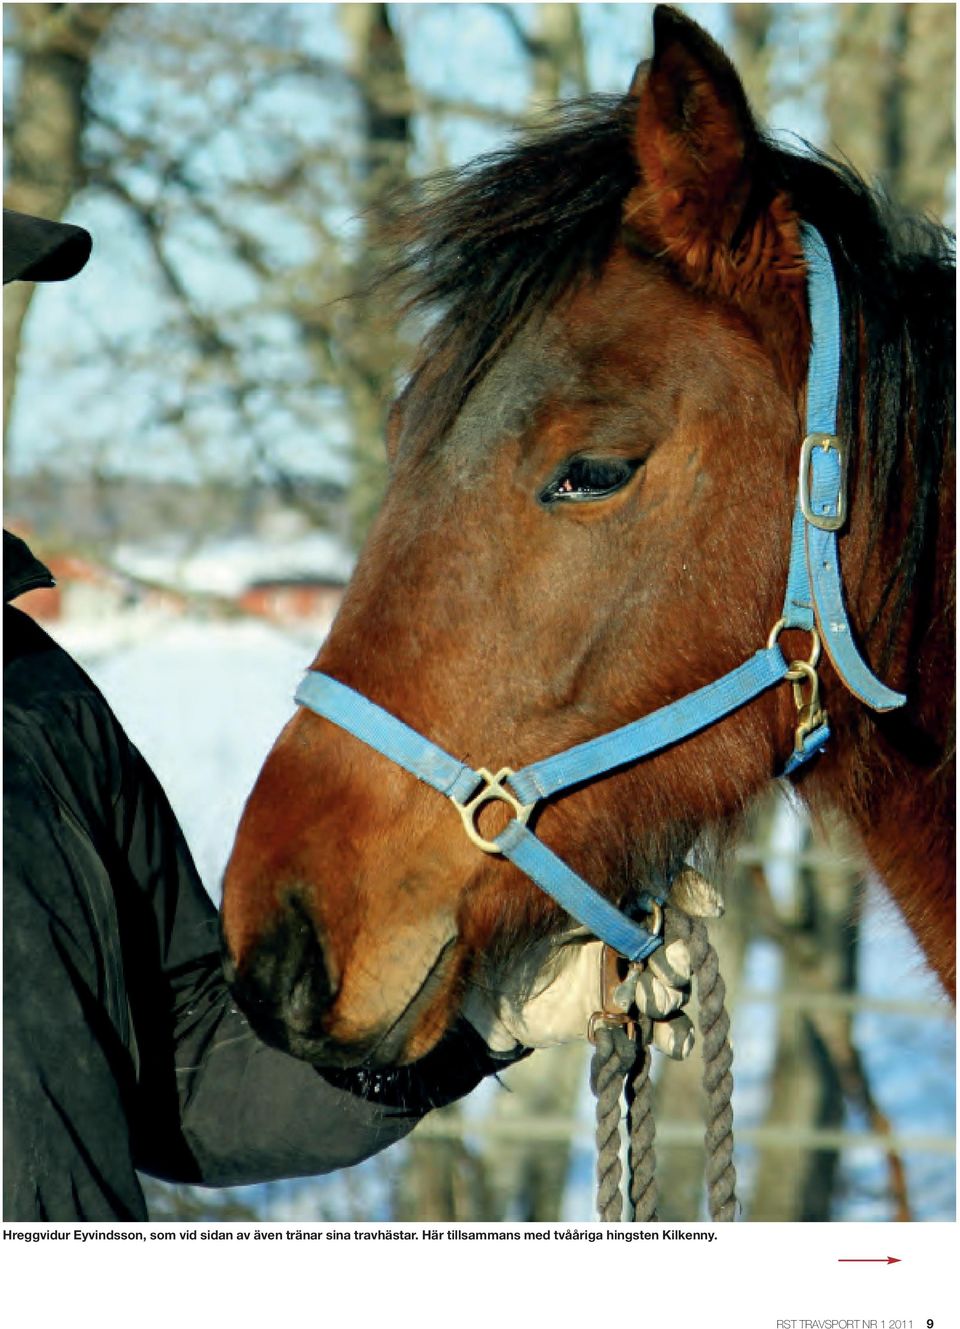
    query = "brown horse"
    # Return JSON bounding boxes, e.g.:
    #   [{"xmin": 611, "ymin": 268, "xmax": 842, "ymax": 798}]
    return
[{"xmin": 221, "ymin": 7, "xmax": 955, "ymax": 1072}]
